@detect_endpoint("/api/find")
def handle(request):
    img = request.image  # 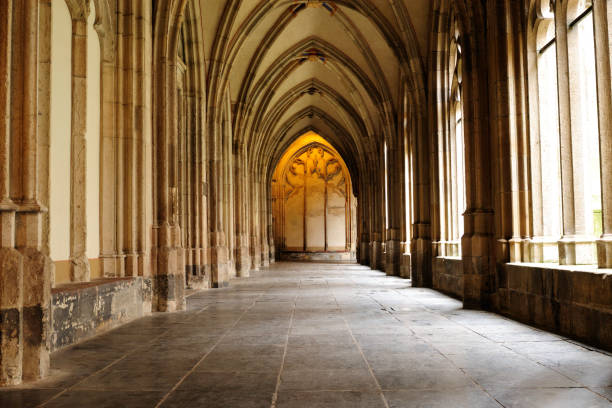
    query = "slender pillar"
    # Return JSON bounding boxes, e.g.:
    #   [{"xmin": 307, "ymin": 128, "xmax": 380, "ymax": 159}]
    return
[
  {"xmin": 0, "ymin": 4, "xmax": 22, "ymax": 384},
  {"xmin": 69, "ymin": 15, "xmax": 90, "ymax": 281},
  {"xmin": 593, "ymin": 0, "xmax": 612, "ymax": 267},
  {"xmin": 385, "ymin": 135, "xmax": 403, "ymax": 276},
  {"xmin": 555, "ymin": 1, "xmax": 597, "ymax": 265}
]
